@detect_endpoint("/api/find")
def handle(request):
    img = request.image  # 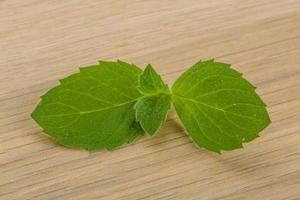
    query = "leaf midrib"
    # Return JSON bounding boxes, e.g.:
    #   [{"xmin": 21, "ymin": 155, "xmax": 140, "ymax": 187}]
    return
[
  {"xmin": 43, "ymin": 92, "xmax": 171, "ymax": 118},
  {"xmin": 173, "ymin": 95, "xmax": 261, "ymax": 121}
]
